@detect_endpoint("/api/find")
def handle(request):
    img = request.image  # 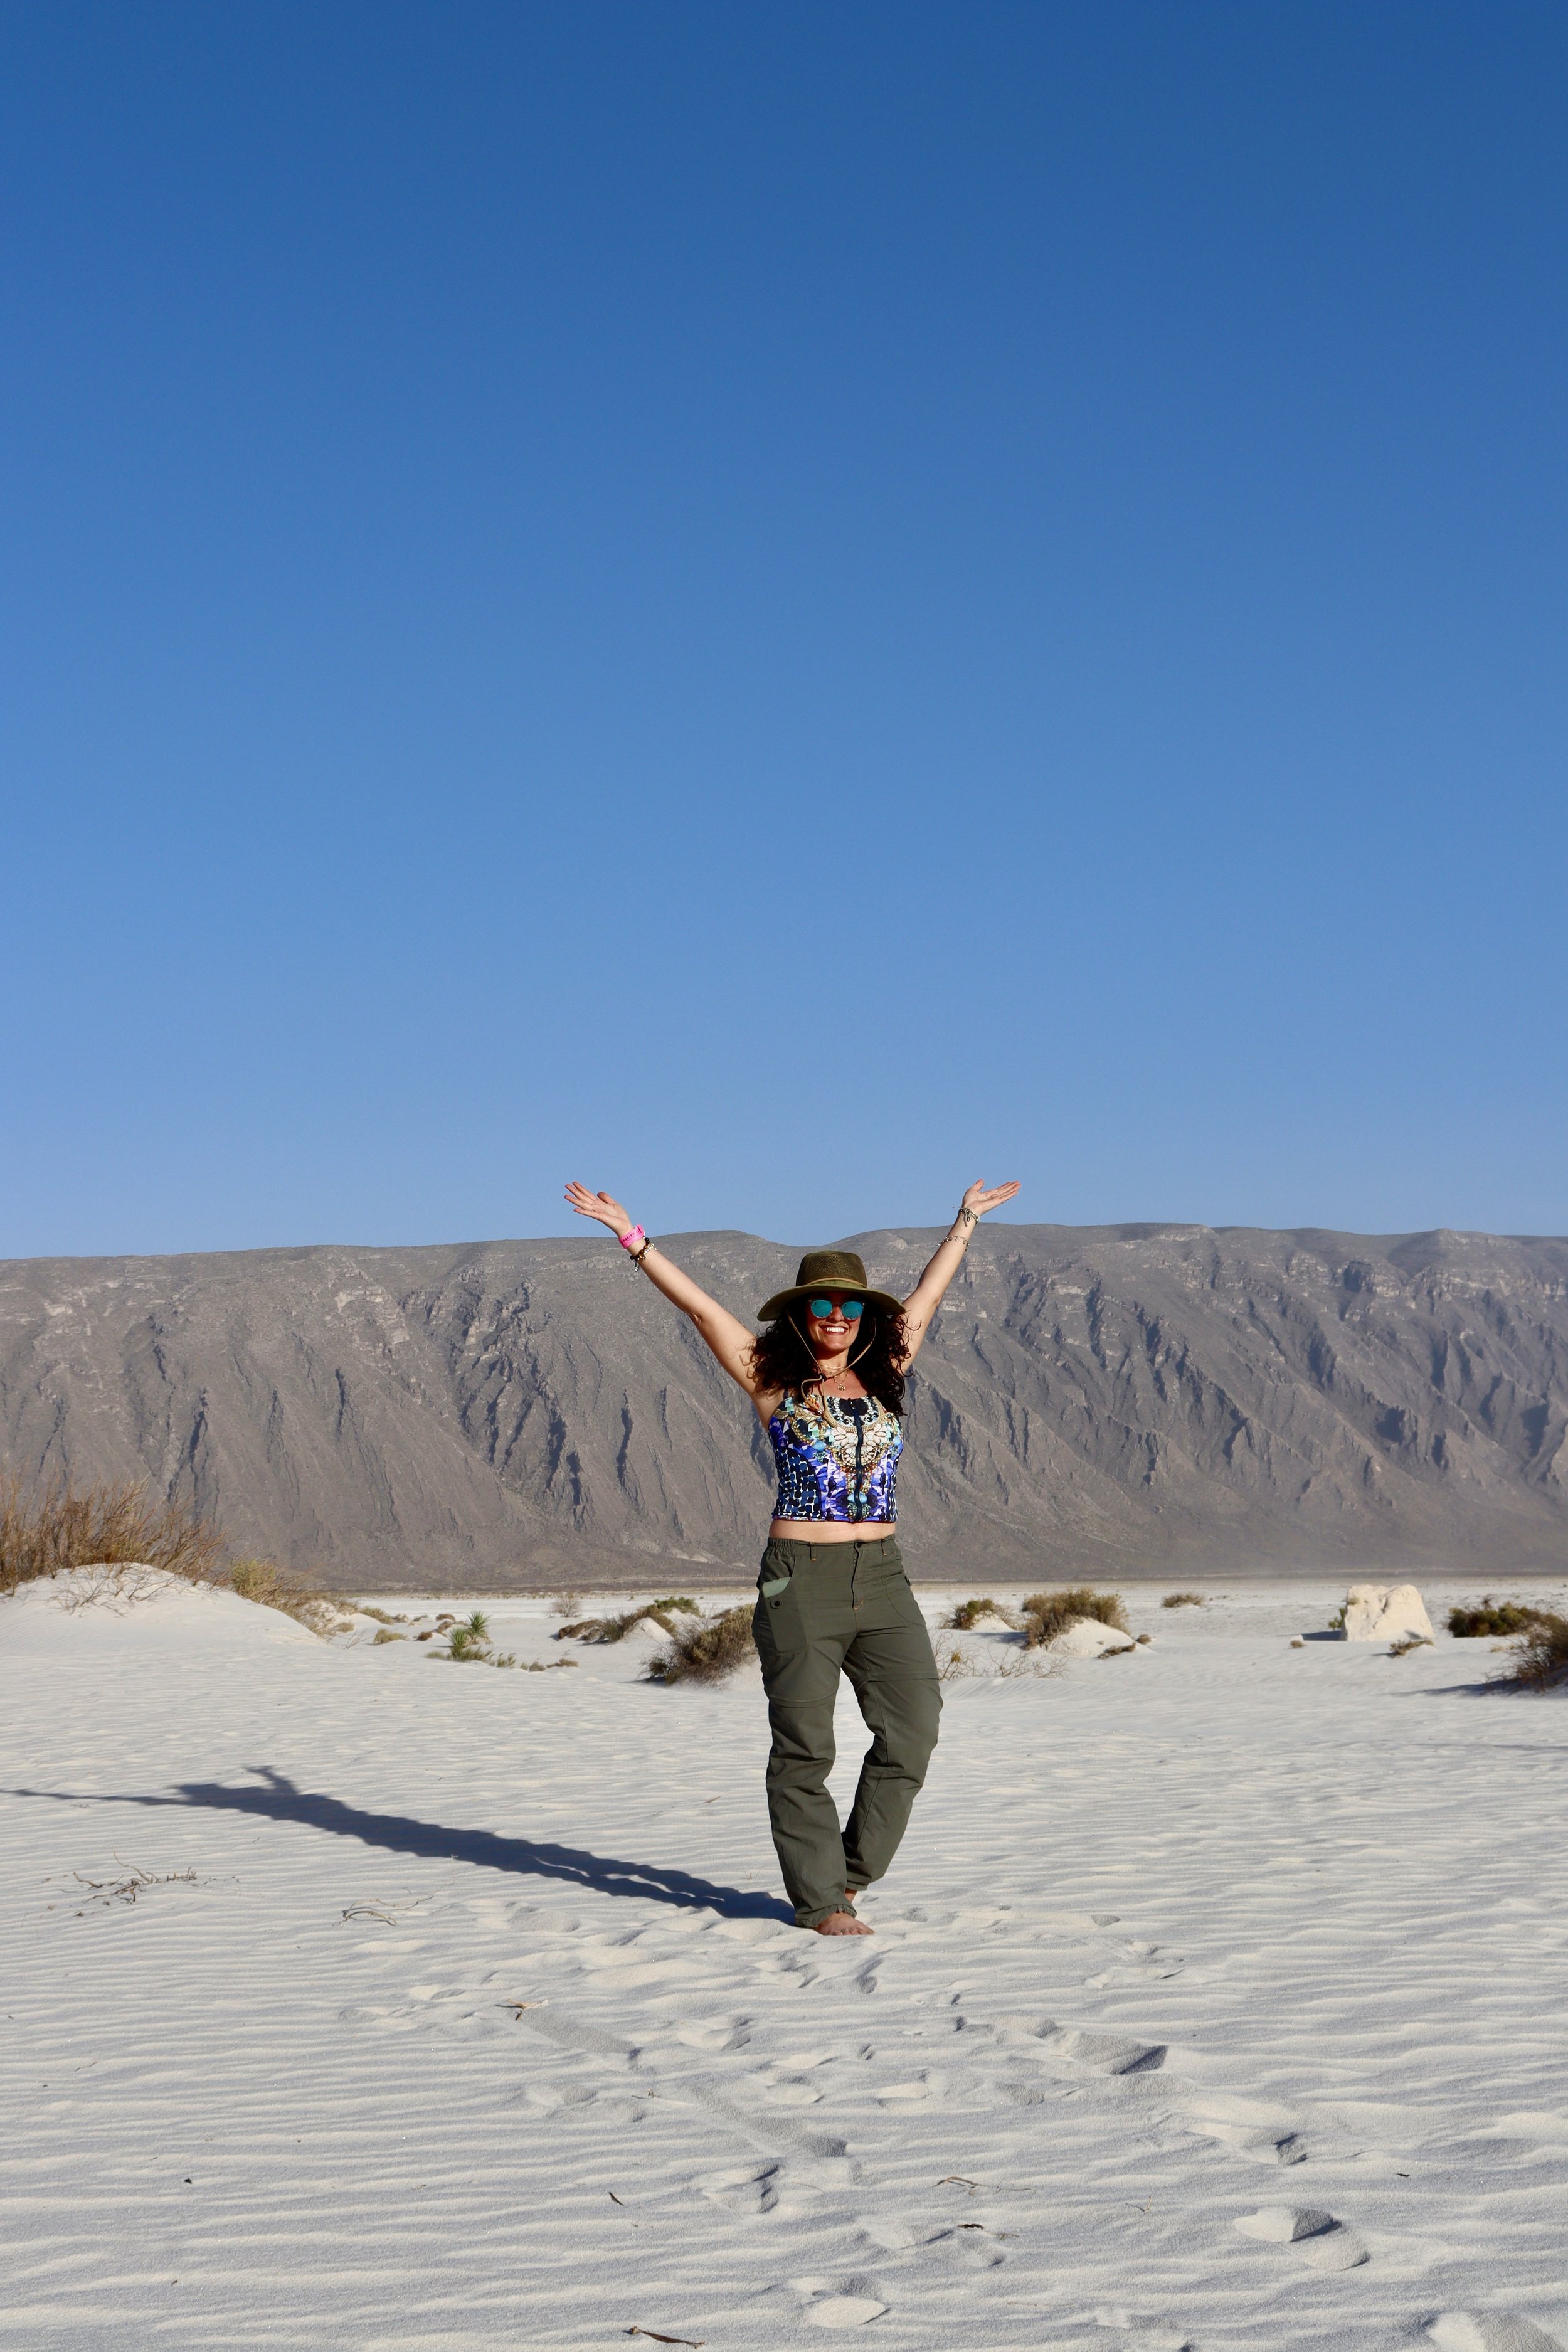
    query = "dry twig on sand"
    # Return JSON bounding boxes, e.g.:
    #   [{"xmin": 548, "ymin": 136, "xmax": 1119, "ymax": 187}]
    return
[
  {"xmin": 0, "ymin": 1473, "xmax": 225, "ymax": 1594},
  {"xmin": 1161, "ymin": 1591, "xmax": 1205, "ymax": 1609}
]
